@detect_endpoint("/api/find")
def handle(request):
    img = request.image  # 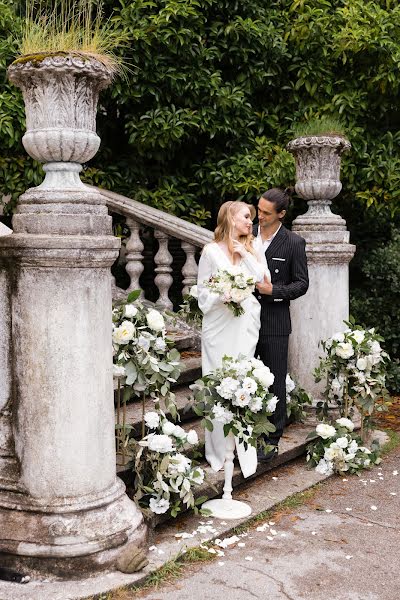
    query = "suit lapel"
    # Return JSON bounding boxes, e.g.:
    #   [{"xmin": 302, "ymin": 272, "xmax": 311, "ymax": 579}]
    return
[{"xmin": 265, "ymin": 225, "xmax": 287, "ymax": 260}]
